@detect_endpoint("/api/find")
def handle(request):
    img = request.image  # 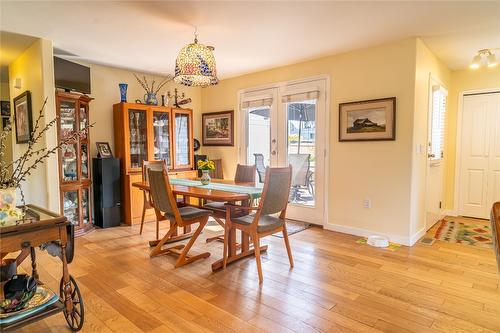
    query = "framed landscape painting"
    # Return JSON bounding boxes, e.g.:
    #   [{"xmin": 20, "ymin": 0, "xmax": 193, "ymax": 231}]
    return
[
  {"xmin": 13, "ymin": 91, "xmax": 33, "ymax": 144},
  {"xmin": 339, "ymin": 97, "xmax": 396, "ymax": 141},
  {"xmin": 202, "ymin": 110, "xmax": 234, "ymax": 146}
]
